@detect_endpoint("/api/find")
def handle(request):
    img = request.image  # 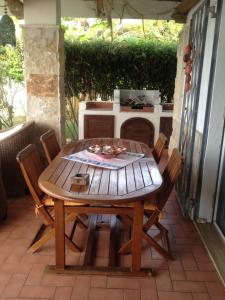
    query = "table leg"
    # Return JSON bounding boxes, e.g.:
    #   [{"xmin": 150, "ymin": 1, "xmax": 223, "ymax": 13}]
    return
[
  {"xmin": 131, "ymin": 201, "xmax": 144, "ymax": 272},
  {"xmin": 54, "ymin": 199, "xmax": 65, "ymax": 269}
]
